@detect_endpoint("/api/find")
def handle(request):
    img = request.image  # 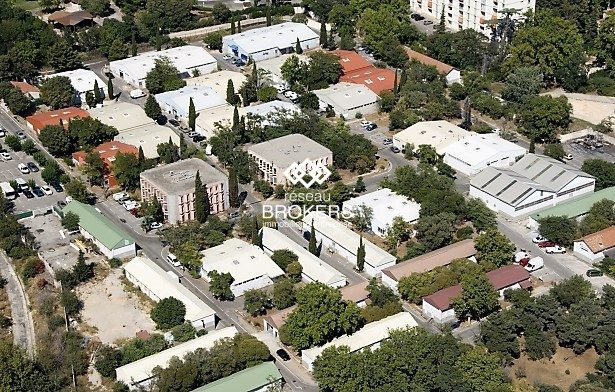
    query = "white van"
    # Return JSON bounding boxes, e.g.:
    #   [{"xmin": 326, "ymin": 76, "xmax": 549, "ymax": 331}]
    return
[
  {"xmin": 15, "ymin": 177, "xmax": 28, "ymax": 191},
  {"xmin": 166, "ymin": 253, "xmax": 181, "ymax": 268},
  {"xmin": 524, "ymin": 257, "xmax": 544, "ymax": 272},
  {"xmin": 130, "ymin": 89, "xmax": 145, "ymax": 99},
  {"xmin": 0, "ymin": 182, "xmax": 16, "ymax": 200}
]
